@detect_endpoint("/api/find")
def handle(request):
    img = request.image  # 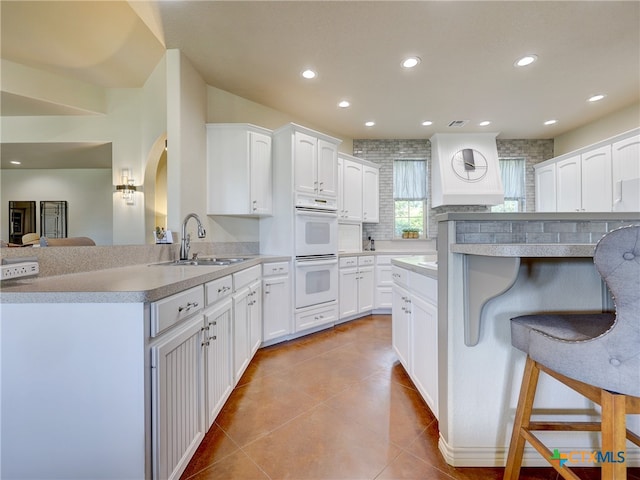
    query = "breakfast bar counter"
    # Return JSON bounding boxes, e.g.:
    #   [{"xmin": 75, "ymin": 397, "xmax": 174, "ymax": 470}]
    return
[{"xmin": 434, "ymin": 213, "xmax": 640, "ymax": 468}]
